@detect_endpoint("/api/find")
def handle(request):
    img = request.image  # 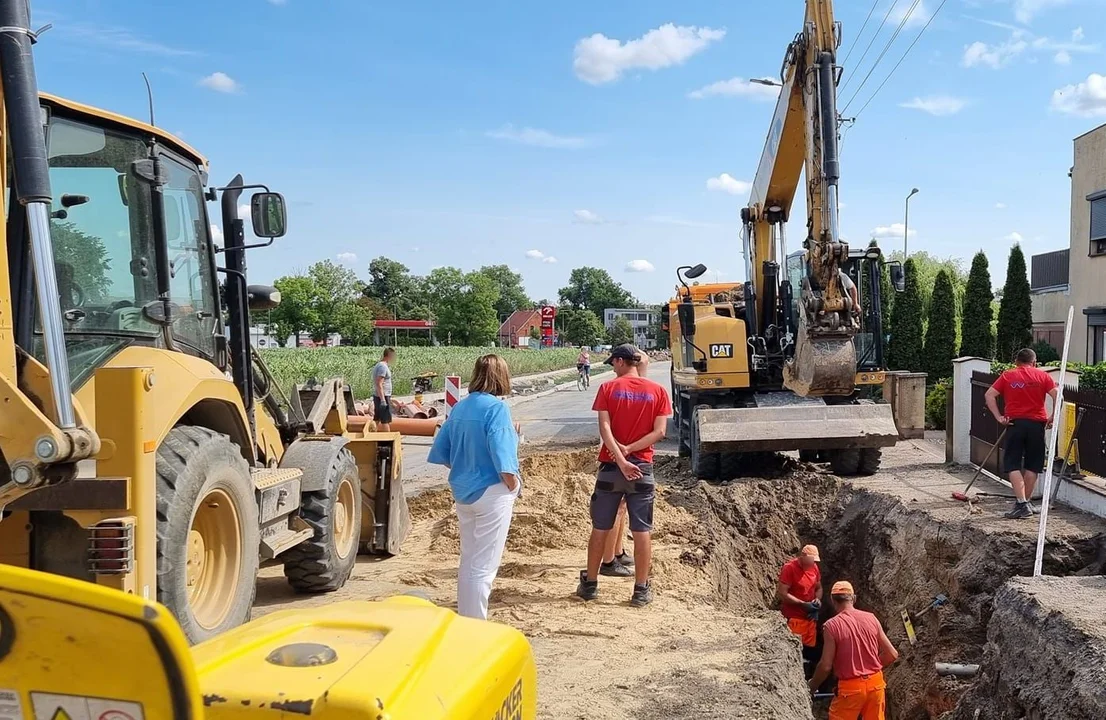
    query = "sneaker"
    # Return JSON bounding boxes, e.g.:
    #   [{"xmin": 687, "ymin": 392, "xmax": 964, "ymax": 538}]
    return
[
  {"xmin": 1025, "ymin": 502, "xmax": 1037, "ymax": 515},
  {"xmin": 1004, "ymin": 502, "xmax": 1032, "ymax": 520},
  {"xmin": 600, "ymin": 560, "xmax": 633, "ymax": 577},
  {"xmin": 630, "ymin": 583, "xmax": 653, "ymax": 607},
  {"xmin": 576, "ymin": 570, "xmax": 598, "ymax": 601},
  {"xmin": 615, "ymin": 551, "xmax": 635, "ymax": 567}
]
